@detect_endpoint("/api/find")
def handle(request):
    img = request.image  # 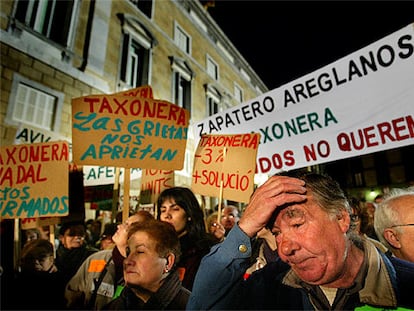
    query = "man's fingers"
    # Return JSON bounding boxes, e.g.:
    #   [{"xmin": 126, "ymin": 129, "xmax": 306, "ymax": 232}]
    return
[{"xmin": 239, "ymin": 176, "xmax": 307, "ymax": 237}]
